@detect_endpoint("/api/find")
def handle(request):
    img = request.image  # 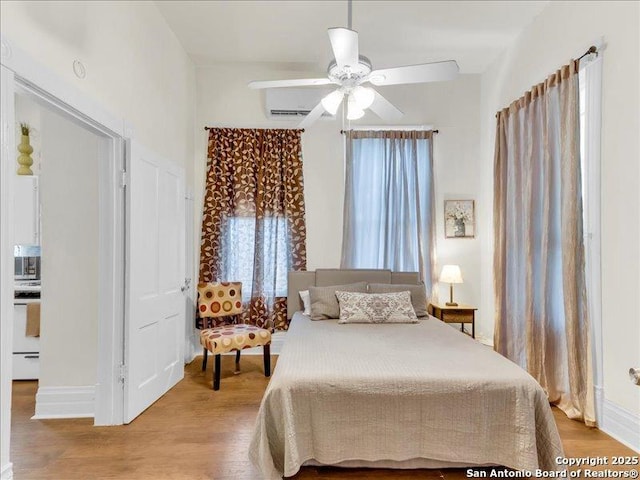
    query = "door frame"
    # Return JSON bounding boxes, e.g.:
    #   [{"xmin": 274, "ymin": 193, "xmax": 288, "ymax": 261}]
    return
[{"xmin": 1, "ymin": 34, "xmax": 127, "ymax": 455}]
